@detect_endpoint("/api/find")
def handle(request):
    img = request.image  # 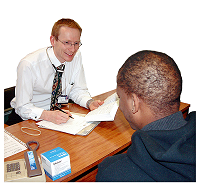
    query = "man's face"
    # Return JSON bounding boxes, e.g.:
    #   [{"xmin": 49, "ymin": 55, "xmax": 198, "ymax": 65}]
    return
[{"xmin": 50, "ymin": 26, "xmax": 81, "ymax": 63}]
